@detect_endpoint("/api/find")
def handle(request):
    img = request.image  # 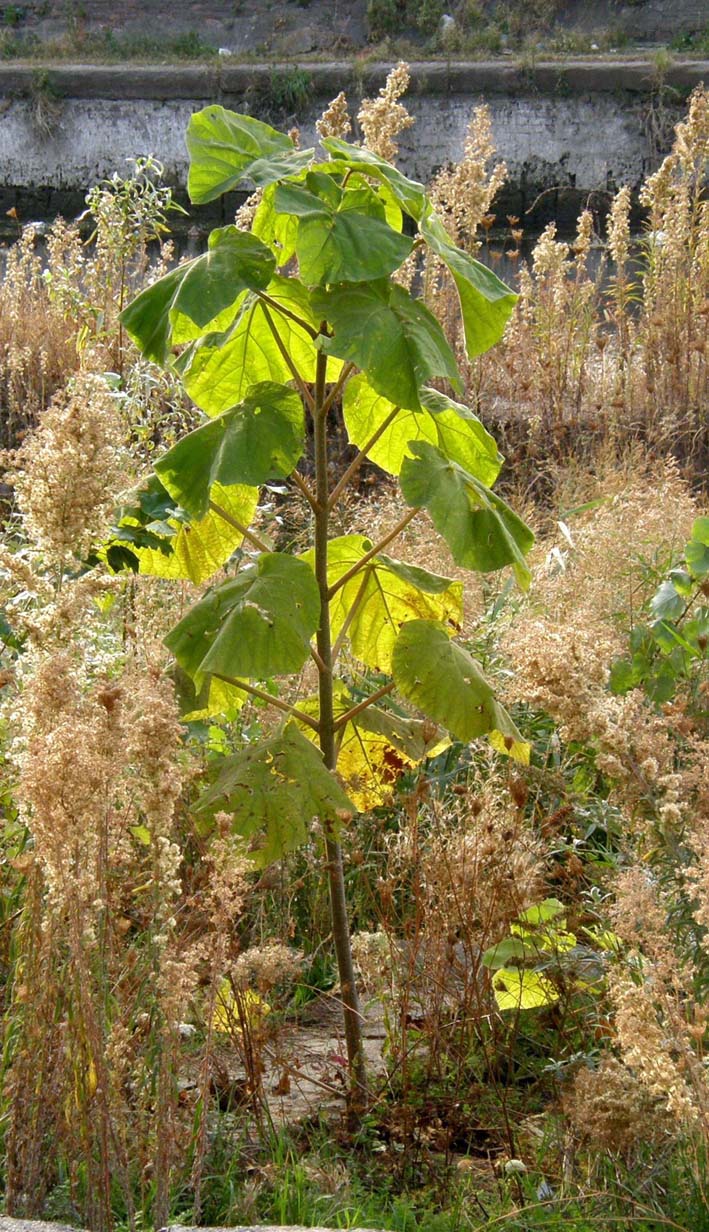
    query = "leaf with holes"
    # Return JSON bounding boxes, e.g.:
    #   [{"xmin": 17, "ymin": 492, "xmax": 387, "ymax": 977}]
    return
[
  {"xmin": 165, "ymin": 552, "xmax": 320, "ymax": 685},
  {"xmin": 392, "ymin": 619, "xmax": 529, "ymax": 762},
  {"xmin": 196, "ymin": 722, "xmax": 354, "ymax": 867}
]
